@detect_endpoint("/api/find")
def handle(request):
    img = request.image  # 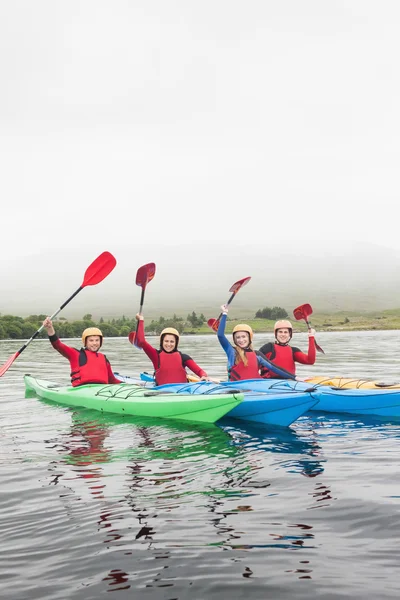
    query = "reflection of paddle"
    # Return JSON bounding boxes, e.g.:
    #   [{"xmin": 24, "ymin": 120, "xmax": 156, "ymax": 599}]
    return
[
  {"xmin": 128, "ymin": 262, "xmax": 156, "ymax": 347},
  {"xmin": 293, "ymin": 303, "xmax": 325, "ymax": 354},
  {"xmin": 207, "ymin": 277, "xmax": 251, "ymax": 332},
  {"xmin": 0, "ymin": 251, "xmax": 117, "ymax": 377}
]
